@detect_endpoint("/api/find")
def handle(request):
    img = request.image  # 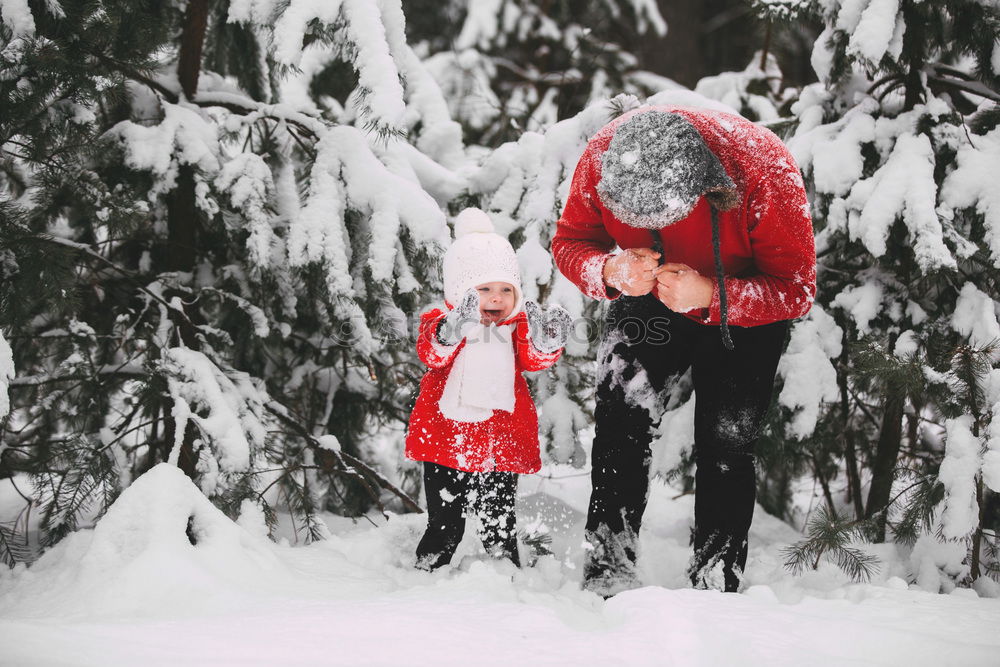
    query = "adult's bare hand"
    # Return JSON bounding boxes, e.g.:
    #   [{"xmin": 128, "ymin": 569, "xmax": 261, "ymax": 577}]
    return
[
  {"xmin": 603, "ymin": 248, "xmax": 661, "ymax": 296},
  {"xmin": 654, "ymin": 262, "xmax": 714, "ymax": 313}
]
